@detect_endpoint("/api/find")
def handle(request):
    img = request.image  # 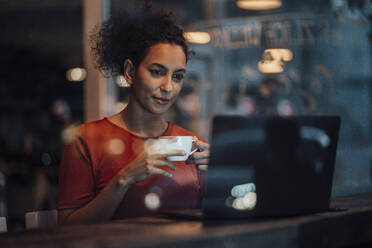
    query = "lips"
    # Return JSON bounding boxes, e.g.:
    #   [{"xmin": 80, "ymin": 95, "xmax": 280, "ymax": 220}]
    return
[{"xmin": 153, "ymin": 96, "xmax": 171, "ymax": 105}]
